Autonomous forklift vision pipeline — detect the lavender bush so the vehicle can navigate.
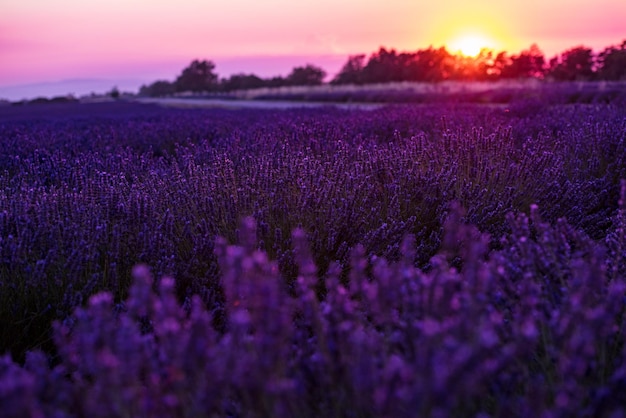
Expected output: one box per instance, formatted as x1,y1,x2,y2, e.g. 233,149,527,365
0,189,625,416
0,99,625,415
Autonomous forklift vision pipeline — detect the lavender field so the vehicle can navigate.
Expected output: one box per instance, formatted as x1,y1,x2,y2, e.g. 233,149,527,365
1,98,626,416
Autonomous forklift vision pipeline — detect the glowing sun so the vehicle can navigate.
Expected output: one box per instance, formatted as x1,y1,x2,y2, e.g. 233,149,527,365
449,34,494,57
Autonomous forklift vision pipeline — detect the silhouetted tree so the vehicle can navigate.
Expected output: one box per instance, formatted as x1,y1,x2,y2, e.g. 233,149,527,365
398,51,414,81
490,52,510,79
220,74,266,91
286,64,326,86
397,52,421,81
596,40,626,80
139,80,176,97
265,76,287,88
136,39,626,98
415,47,455,81
548,46,595,81
452,54,478,80
502,44,546,78
332,47,457,84
361,48,403,83
175,60,219,93
451,49,497,81
474,49,497,80
331,55,366,85
108,86,120,99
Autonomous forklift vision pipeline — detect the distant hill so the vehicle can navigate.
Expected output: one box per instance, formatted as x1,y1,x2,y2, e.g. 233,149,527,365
0,78,144,101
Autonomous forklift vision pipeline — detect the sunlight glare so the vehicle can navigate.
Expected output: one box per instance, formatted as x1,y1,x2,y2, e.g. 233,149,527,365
449,34,493,57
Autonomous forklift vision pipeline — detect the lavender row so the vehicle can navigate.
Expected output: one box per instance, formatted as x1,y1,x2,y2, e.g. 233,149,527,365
0,102,625,363
1,188,625,416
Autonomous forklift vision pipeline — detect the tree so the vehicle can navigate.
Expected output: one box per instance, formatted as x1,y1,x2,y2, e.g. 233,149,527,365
286,64,326,86
138,80,176,97
108,86,120,99
596,40,626,80
501,44,546,79
489,51,510,79
220,74,266,91
474,49,497,80
548,46,595,81
175,60,219,93
361,48,402,83
331,55,366,85
415,47,455,81
265,76,287,88
451,49,497,81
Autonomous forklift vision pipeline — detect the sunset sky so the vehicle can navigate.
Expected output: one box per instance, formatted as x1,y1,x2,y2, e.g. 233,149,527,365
1,0,625,99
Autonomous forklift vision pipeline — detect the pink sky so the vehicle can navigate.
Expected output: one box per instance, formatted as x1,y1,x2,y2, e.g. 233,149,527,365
1,0,625,98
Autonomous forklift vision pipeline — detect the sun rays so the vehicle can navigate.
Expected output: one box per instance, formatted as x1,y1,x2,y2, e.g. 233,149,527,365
448,33,495,57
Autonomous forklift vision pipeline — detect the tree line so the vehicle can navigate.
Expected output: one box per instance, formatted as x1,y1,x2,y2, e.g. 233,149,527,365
139,62,326,97
139,40,626,97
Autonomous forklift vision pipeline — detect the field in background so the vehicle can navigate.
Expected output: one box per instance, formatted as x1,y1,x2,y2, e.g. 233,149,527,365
228,79,545,98
135,96,386,110
164,79,626,106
